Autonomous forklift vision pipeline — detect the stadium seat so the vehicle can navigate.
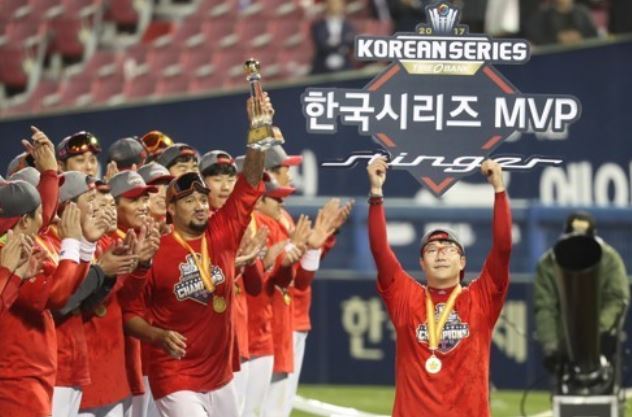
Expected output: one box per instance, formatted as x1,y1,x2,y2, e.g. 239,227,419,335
90,66,125,104
109,0,140,26
179,42,214,71
146,37,179,70
234,17,270,48
123,69,157,99
48,16,89,60
155,65,190,97
54,73,93,108
201,18,237,48
188,65,222,93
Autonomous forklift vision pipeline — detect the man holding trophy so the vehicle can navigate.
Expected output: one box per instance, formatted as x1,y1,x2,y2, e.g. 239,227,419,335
121,59,281,417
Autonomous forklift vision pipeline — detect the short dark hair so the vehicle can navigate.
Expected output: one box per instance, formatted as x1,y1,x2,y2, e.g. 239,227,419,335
168,155,197,169
202,164,237,178
564,211,596,236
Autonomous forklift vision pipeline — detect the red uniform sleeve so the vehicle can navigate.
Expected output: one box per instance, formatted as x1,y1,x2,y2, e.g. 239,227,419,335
294,267,316,291
47,259,84,310
37,169,60,229
13,258,80,312
211,175,264,253
242,260,264,296
321,235,337,260
120,268,152,322
0,267,22,317
271,264,295,288
368,199,406,289
470,191,512,325
118,266,150,312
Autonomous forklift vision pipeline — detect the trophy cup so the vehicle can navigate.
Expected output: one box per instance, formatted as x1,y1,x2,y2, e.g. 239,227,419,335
244,58,284,150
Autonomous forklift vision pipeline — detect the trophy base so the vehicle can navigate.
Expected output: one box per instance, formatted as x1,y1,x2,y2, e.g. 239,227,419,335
247,125,285,150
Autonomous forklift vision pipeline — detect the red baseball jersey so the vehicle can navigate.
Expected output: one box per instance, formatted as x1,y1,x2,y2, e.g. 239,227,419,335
0,268,21,317
261,211,296,374
80,234,149,409
369,192,512,417
246,211,285,357
45,228,92,388
0,237,82,417
123,176,263,399
233,273,250,360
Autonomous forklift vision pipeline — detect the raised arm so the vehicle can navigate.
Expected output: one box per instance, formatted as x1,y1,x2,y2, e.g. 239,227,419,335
28,127,59,228
481,159,512,292
367,157,404,289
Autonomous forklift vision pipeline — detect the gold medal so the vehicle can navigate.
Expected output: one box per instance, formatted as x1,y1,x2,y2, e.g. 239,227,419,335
283,292,292,305
424,285,462,374
213,296,227,314
425,354,442,374
94,304,107,317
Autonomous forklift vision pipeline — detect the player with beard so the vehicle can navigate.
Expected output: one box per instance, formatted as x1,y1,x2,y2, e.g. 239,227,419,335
199,149,270,415
122,94,272,417
79,171,161,417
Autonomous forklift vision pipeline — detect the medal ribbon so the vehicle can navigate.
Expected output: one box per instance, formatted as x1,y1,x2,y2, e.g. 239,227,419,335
425,284,462,351
172,230,215,293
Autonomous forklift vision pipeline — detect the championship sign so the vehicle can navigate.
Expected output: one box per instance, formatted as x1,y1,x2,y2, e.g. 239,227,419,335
301,1,582,196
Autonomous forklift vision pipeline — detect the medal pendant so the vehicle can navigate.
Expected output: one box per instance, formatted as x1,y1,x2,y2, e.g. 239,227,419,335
425,355,442,374
213,296,227,313
283,292,291,305
94,304,107,317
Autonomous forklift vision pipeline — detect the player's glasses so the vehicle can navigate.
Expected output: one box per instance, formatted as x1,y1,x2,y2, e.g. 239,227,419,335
58,132,101,159
167,172,210,202
423,244,462,257
140,131,174,154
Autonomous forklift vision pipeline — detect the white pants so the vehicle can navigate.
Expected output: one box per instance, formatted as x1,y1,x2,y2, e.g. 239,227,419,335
233,360,250,416
155,381,238,417
243,355,274,417
78,397,132,417
283,331,308,417
52,386,83,417
262,372,291,417
131,377,159,417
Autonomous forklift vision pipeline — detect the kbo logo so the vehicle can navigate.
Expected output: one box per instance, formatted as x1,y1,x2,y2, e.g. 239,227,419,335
301,1,581,196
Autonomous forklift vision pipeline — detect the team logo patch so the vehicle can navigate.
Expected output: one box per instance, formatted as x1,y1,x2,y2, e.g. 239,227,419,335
416,303,470,353
173,254,226,305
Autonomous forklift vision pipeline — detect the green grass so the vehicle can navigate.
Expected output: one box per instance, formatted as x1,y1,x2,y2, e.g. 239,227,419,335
292,385,632,417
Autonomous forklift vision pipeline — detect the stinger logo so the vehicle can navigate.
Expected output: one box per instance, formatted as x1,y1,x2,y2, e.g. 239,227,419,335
301,1,582,196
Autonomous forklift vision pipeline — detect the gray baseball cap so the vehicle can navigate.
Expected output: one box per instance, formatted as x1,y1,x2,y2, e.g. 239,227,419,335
263,173,295,199
138,162,174,185
420,228,464,255
156,143,199,169
9,167,40,187
199,150,236,176
6,152,30,177
109,171,158,199
59,171,96,203
0,180,42,234
107,137,148,170
265,145,302,169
